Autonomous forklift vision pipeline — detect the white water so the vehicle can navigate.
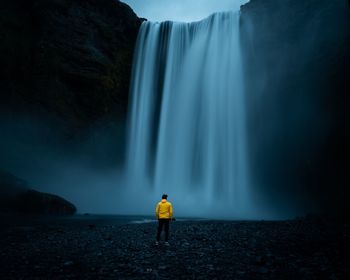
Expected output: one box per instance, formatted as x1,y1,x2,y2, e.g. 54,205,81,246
125,12,255,218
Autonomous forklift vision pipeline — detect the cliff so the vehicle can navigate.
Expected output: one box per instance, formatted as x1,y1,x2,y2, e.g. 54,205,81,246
0,171,77,215
240,0,350,214
0,0,142,136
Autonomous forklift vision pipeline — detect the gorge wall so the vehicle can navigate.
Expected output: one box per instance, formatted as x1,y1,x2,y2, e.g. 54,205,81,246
0,0,142,207
240,0,350,215
0,0,142,137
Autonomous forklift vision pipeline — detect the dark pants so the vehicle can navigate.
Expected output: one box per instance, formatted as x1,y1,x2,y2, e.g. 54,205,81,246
156,219,170,241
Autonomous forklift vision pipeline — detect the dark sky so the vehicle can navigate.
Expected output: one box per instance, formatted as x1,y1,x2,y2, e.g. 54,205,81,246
121,0,247,22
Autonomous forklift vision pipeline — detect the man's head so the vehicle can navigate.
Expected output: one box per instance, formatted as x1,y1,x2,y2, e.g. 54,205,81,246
162,194,168,200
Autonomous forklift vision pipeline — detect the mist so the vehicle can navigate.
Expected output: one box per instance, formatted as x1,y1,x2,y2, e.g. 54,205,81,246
240,0,350,216
0,112,298,219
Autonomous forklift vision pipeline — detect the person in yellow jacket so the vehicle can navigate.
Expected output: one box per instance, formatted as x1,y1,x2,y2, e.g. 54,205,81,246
155,194,173,245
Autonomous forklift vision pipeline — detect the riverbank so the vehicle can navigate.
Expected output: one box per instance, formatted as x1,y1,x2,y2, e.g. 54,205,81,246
1,216,349,279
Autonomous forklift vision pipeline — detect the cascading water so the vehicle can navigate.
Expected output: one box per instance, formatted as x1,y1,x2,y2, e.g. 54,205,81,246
125,11,252,218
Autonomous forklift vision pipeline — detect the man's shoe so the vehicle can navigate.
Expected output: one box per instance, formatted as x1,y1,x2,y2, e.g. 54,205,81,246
164,242,170,246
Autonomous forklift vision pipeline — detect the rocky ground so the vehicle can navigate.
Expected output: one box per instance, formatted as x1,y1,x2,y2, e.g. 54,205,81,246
0,216,349,279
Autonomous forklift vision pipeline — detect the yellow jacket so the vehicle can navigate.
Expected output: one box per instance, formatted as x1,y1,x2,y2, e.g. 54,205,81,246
156,199,173,219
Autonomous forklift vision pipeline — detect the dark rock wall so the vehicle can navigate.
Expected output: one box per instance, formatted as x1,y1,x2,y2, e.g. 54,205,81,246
0,171,76,215
15,189,77,215
0,0,142,136
240,0,350,214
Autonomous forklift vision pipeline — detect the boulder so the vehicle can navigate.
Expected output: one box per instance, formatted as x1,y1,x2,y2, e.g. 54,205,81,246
0,171,77,215
14,190,77,215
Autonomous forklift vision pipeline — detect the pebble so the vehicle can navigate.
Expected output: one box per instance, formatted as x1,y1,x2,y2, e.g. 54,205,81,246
252,266,269,274
63,261,74,266
1,219,349,279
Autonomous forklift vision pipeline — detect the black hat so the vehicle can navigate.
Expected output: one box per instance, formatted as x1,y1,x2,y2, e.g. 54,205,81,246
162,194,168,199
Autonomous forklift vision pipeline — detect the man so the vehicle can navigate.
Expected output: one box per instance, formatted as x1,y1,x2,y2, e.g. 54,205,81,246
155,194,173,246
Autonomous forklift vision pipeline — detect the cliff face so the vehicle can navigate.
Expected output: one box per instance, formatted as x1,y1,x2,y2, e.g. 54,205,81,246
0,171,77,215
0,0,142,135
240,0,350,214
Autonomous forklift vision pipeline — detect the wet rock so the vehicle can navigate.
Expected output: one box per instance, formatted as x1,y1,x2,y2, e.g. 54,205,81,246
1,171,76,215
252,266,269,274
330,273,339,280
15,190,76,215
63,261,74,267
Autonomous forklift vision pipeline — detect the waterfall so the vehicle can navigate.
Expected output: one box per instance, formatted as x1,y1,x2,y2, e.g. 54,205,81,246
126,11,251,218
